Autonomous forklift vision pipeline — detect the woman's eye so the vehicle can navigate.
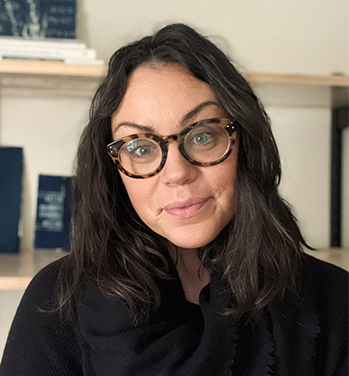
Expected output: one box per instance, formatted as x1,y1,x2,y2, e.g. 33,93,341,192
134,146,150,156
126,140,157,158
193,132,212,145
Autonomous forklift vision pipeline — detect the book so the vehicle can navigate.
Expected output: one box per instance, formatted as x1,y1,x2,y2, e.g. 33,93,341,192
0,147,23,253
0,45,97,61
0,0,77,39
34,174,72,251
0,37,87,50
64,58,105,65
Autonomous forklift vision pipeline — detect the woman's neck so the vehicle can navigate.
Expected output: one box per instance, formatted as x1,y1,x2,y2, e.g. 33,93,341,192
169,246,210,304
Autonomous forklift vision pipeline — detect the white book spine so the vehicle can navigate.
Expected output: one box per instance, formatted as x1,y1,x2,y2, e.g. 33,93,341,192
64,58,105,65
0,38,87,50
0,46,97,61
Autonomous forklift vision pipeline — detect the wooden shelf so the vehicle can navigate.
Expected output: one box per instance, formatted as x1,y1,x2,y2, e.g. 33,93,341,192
0,59,106,78
0,251,66,290
0,59,348,87
243,72,349,87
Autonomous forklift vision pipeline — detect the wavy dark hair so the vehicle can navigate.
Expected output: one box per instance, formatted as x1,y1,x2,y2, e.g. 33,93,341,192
58,23,310,320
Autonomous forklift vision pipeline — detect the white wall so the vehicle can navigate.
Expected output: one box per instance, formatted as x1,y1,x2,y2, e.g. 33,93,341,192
0,290,24,357
79,0,348,75
269,105,331,246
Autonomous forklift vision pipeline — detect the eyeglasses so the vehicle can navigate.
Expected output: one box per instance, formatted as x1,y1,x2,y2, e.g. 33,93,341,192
107,117,237,179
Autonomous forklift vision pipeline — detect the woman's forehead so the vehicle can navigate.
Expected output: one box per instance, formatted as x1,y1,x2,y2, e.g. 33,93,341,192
111,64,225,137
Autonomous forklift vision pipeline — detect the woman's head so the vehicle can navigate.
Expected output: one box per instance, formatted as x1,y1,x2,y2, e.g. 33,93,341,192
80,23,280,239
68,23,306,319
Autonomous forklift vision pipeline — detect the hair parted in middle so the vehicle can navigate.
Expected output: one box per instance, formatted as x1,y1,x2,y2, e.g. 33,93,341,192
59,23,309,320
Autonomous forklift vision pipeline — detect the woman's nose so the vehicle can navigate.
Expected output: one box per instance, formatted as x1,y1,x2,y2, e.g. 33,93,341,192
161,142,198,185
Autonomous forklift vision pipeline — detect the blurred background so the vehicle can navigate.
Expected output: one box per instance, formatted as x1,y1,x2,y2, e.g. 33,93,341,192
0,0,348,357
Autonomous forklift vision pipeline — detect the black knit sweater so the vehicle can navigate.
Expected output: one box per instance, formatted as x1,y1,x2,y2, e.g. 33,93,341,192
0,254,348,375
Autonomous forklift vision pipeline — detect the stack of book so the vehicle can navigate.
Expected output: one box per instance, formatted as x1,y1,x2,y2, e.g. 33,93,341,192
0,38,104,65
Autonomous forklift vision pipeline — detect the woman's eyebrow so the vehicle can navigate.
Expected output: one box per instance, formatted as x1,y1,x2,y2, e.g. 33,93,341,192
180,101,222,125
113,101,222,135
113,122,155,135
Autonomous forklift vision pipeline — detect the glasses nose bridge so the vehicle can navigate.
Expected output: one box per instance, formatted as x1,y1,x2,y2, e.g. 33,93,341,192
162,133,180,146
161,133,188,164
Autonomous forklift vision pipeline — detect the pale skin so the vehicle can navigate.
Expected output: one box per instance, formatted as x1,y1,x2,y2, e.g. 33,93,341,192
111,63,238,304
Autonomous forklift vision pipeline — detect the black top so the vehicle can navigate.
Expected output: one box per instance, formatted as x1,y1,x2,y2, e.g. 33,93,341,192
0,254,348,375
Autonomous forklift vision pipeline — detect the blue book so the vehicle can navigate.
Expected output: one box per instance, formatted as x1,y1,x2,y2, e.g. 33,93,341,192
34,174,72,251
0,147,23,253
0,0,76,39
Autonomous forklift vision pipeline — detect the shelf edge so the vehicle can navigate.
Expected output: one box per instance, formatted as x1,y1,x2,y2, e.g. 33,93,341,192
243,72,349,87
0,59,106,77
0,60,348,87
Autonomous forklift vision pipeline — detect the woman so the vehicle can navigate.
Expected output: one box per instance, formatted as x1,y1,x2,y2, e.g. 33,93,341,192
1,23,347,376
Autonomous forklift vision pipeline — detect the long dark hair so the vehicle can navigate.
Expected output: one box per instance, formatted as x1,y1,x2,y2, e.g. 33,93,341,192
58,23,309,320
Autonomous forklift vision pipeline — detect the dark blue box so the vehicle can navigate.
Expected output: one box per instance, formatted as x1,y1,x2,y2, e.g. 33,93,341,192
0,147,23,253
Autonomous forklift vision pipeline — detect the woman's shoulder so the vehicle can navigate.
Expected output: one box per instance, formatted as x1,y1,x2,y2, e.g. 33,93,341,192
300,253,348,319
23,255,68,309
0,255,83,375
31,254,67,280
302,253,348,293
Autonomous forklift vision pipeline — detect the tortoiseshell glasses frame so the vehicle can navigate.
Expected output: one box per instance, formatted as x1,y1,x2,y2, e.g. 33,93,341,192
107,117,237,179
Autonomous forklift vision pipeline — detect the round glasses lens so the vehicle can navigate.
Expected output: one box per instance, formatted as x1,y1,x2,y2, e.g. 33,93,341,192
183,122,230,163
119,138,162,176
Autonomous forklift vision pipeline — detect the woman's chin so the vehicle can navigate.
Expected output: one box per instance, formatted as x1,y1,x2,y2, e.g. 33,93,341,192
163,231,217,250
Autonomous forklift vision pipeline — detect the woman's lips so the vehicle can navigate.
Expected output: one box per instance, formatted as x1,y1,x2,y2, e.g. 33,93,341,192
163,198,209,219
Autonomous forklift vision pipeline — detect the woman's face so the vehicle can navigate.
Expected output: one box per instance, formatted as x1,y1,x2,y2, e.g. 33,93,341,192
111,64,238,249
